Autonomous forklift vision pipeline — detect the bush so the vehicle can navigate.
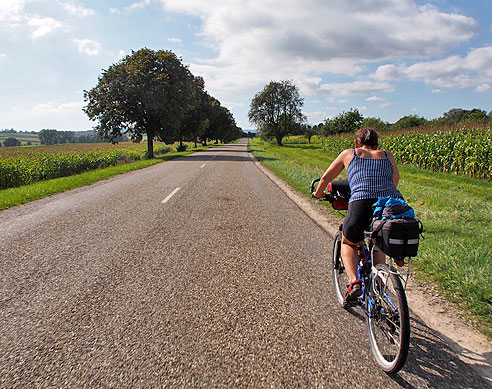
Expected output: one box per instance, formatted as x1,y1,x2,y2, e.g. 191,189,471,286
176,143,188,152
3,138,21,147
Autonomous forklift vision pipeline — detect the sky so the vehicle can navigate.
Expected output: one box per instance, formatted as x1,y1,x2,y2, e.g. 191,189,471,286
1,0,492,132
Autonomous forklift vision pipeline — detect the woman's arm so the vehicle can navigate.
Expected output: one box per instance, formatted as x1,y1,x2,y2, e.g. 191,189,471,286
313,150,349,198
387,151,400,187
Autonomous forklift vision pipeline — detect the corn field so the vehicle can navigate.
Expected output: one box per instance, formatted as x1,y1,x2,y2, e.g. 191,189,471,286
0,142,172,189
321,127,492,180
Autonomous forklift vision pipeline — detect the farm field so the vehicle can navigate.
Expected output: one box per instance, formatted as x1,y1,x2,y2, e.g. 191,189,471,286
0,141,179,189
249,136,492,339
0,141,217,208
320,127,492,181
0,132,41,145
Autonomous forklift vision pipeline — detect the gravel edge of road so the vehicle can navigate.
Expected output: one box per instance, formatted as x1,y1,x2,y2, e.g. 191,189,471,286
247,151,492,386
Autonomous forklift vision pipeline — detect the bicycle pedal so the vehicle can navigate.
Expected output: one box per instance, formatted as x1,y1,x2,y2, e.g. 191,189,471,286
343,299,362,308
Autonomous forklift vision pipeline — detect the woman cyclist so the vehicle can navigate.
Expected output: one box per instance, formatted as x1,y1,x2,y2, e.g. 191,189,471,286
313,127,403,304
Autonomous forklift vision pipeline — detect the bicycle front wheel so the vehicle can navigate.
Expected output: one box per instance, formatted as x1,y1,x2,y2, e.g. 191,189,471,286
366,263,410,374
332,231,347,305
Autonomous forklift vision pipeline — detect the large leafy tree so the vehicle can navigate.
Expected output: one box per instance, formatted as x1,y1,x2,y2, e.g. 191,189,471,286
83,48,201,158
391,114,427,130
321,108,363,135
248,80,305,146
179,86,212,148
206,101,240,144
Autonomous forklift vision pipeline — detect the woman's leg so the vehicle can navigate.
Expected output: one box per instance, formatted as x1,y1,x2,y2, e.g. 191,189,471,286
341,234,359,283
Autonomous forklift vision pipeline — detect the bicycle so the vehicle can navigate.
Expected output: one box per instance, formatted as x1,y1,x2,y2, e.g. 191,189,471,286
310,178,411,374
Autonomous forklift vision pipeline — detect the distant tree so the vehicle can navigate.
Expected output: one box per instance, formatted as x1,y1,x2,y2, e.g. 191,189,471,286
179,83,211,148
391,114,427,130
248,80,305,146
443,108,466,124
460,108,489,123
361,117,389,132
38,129,59,145
321,108,363,135
209,104,240,144
27,141,32,146
83,48,201,158
3,137,22,147
301,124,317,143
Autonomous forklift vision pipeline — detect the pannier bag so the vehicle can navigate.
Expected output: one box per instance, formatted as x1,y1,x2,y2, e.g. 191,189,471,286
327,180,351,210
371,197,423,259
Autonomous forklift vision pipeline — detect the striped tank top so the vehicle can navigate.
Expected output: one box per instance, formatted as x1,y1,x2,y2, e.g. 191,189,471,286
347,149,403,203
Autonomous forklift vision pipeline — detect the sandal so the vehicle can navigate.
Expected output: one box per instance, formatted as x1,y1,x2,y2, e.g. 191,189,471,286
344,280,362,305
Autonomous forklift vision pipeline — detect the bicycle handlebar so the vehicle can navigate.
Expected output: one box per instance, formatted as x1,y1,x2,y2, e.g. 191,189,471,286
310,178,351,210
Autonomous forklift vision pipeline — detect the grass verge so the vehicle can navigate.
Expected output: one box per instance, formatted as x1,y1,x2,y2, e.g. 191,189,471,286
249,138,492,338
0,145,215,210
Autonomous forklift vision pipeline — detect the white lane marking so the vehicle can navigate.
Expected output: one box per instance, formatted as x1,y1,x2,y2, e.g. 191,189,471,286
200,163,206,168
212,155,217,159
161,187,181,204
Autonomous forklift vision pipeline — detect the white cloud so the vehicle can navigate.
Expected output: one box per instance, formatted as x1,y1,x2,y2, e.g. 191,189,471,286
0,0,26,22
366,96,384,102
475,84,490,92
72,38,102,56
7,101,89,131
432,89,442,93
62,3,95,17
110,8,120,14
28,16,62,38
371,46,492,90
320,80,394,96
127,0,153,10
379,101,395,108
168,37,182,43
159,0,478,98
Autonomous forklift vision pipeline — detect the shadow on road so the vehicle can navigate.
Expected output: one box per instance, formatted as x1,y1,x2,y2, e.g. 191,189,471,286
171,147,277,163
344,306,490,388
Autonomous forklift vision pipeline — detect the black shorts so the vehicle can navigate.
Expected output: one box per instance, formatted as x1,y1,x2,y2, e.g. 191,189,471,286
342,198,377,244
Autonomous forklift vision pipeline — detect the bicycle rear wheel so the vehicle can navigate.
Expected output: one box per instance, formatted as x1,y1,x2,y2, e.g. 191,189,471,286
366,263,410,374
332,231,348,305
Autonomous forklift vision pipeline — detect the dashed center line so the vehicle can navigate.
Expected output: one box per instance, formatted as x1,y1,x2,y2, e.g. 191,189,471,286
200,163,206,168
161,187,181,204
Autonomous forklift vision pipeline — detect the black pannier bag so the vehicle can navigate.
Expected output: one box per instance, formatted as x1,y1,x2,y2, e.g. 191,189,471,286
327,180,351,210
371,198,423,260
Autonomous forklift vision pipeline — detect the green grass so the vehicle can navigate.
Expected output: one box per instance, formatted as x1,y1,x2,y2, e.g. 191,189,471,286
0,145,214,210
250,137,492,338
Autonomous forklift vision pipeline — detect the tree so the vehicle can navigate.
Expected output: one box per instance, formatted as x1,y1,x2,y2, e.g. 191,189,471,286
208,103,239,144
460,108,489,123
321,108,363,135
248,80,305,146
300,124,317,143
83,48,200,158
3,137,21,147
179,84,211,148
38,129,59,145
391,115,426,130
443,108,466,124
361,117,389,132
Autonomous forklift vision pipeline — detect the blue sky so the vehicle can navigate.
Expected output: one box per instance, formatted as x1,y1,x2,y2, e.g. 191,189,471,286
1,0,492,132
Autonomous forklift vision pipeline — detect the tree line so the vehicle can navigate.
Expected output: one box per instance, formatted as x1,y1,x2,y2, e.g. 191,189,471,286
249,80,492,145
84,48,242,158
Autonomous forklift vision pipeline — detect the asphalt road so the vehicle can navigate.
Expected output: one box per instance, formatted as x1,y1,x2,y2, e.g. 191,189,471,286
0,138,489,388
